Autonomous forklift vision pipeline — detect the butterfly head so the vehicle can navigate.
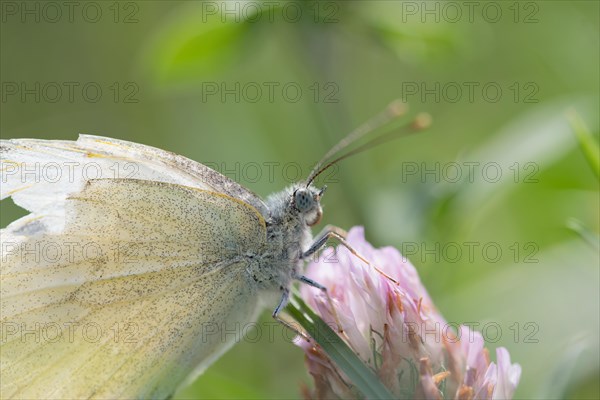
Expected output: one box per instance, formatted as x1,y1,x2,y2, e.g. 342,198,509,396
292,185,326,227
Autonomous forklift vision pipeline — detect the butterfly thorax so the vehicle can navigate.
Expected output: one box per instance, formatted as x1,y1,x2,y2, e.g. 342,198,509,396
249,185,322,294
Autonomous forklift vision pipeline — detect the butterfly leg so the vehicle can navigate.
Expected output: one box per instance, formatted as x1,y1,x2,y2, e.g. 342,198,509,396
301,225,400,286
295,225,350,336
293,274,345,337
272,288,312,342
301,225,348,260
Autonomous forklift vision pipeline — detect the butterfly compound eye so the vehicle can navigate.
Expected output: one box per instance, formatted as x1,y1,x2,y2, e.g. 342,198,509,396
294,189,314,213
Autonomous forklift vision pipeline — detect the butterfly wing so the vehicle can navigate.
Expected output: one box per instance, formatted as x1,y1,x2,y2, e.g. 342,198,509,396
1,178,267,399
0,134,270,220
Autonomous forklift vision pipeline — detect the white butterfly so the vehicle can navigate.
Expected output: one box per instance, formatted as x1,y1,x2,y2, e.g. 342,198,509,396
0,102,418,399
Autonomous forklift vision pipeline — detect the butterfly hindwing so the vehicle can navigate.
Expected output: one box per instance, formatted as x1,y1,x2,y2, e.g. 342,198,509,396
1,178,267,399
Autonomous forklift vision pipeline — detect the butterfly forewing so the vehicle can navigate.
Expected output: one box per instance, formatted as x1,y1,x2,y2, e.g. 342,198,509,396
1,135,269,219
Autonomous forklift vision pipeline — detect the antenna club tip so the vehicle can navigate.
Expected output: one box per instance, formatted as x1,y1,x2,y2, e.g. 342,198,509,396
386,100,408,117
412,112,432,130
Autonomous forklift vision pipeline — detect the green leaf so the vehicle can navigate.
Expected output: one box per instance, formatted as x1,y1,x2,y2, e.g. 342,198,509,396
142,1,260,83
537,334,592,399
286,296,394,400
566,218,600,251
424,97,595,240
568,109,600,179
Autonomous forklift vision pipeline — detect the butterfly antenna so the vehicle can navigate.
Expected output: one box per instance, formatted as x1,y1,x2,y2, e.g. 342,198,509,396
305,102,431,187
305,100,408,187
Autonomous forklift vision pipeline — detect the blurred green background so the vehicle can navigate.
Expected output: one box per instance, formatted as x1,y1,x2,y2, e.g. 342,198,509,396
1,1,598,399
